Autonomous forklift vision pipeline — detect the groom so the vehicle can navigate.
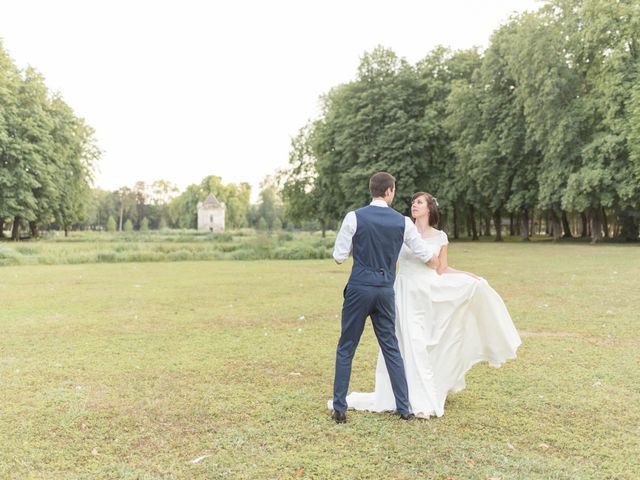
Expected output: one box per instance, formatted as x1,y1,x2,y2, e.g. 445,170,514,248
331,172,439,423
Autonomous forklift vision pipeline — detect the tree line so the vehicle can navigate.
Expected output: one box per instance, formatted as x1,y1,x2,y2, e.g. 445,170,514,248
0,41,99,239
281,0,640,242
0,40,288,238
89,175,287,232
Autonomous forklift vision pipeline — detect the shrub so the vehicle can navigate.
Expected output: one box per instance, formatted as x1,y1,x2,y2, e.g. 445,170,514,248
208,232,233,242
228,249,264,260
106,217,117,232
15,245,38,255
232,229,255,237
277,232,294,242
273,245,331,260
126,251,165,262
0,247,21,266
215,244,238,253
313,238,334,248
167,250,193,261
97,252,117,263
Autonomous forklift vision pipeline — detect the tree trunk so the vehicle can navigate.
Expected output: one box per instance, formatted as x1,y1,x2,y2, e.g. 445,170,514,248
561,211,573,238
521,208,530,241
580,212,588,237
465,212,470,238
469,206,479,241
29,221,40,239
602,208,609,239
439,210,447,232
509,213,515,236
591,208,603,244
483,216,491,237
550,210,562,241
545,213,550,235
538,213,544,235
64,225,70,237
119,204,124,232
619,210,639,241
530,214,535,238
453,206,459,240
493,209,503,241
320,219,326,238
11,216,20,241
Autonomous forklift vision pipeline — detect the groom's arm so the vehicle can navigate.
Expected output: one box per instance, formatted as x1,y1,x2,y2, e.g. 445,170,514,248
333,211,356,264
403,218,440,269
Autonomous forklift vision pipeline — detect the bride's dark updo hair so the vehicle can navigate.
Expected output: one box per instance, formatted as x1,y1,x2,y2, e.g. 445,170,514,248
411,192,439,227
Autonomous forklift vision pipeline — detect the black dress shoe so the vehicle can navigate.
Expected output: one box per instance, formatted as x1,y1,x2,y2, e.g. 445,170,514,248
399,412,414,420
332,410,347,424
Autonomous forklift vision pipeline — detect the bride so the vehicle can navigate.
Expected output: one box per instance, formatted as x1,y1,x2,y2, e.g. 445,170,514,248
333,192,522,418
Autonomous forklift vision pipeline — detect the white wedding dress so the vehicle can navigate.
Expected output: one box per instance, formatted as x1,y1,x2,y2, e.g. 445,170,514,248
330,230,522,418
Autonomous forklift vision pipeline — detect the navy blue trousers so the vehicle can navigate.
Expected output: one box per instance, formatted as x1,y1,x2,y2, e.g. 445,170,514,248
332,283,410,415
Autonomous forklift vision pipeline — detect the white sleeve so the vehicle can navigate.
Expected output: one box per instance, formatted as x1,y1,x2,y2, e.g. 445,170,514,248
403,217,435,262
441,230,449,246
333,211,357,263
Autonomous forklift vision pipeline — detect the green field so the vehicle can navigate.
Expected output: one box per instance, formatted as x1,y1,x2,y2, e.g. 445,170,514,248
1,241,639,479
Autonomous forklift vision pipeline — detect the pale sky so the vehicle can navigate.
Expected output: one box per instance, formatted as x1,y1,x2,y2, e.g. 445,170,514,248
1,0,541,200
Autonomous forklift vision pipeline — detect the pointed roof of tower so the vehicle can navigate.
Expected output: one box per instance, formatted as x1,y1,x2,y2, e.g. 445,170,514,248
202,193,223,208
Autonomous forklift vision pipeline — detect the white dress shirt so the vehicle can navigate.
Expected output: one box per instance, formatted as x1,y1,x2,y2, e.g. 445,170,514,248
333,199,435,264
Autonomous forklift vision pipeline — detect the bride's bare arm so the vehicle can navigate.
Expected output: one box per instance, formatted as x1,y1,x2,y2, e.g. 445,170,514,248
436,245,450,275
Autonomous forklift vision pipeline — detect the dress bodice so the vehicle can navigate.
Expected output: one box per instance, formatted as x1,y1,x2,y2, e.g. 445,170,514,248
398,229,448,277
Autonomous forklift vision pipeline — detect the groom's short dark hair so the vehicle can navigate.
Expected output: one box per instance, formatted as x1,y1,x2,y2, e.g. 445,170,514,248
369,172,395,197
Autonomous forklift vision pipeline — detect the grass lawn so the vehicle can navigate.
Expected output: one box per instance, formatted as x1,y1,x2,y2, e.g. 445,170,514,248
1,242,639,479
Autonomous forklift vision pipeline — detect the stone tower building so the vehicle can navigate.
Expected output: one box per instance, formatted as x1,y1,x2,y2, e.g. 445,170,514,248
197,193,225,232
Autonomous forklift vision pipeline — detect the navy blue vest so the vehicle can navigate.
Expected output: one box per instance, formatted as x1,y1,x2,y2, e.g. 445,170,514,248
348,205,406,287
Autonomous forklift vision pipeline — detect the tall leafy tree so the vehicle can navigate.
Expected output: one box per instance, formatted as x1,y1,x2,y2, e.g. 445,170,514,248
116,186,136,231
279,123,335,233
417,47,482,236
169,184,200,229
148,179,179,229
560,0,640,241
445,79,485,240
50,98,98,235
0,43,97,238
478,22,539,240
314,46,442,218
256,175,283,230
498,8,582,239
3,66,48,239
224,182,251,229
0,41,23,236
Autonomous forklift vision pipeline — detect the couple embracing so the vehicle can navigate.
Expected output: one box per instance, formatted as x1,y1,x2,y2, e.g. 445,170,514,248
329,172,521,423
